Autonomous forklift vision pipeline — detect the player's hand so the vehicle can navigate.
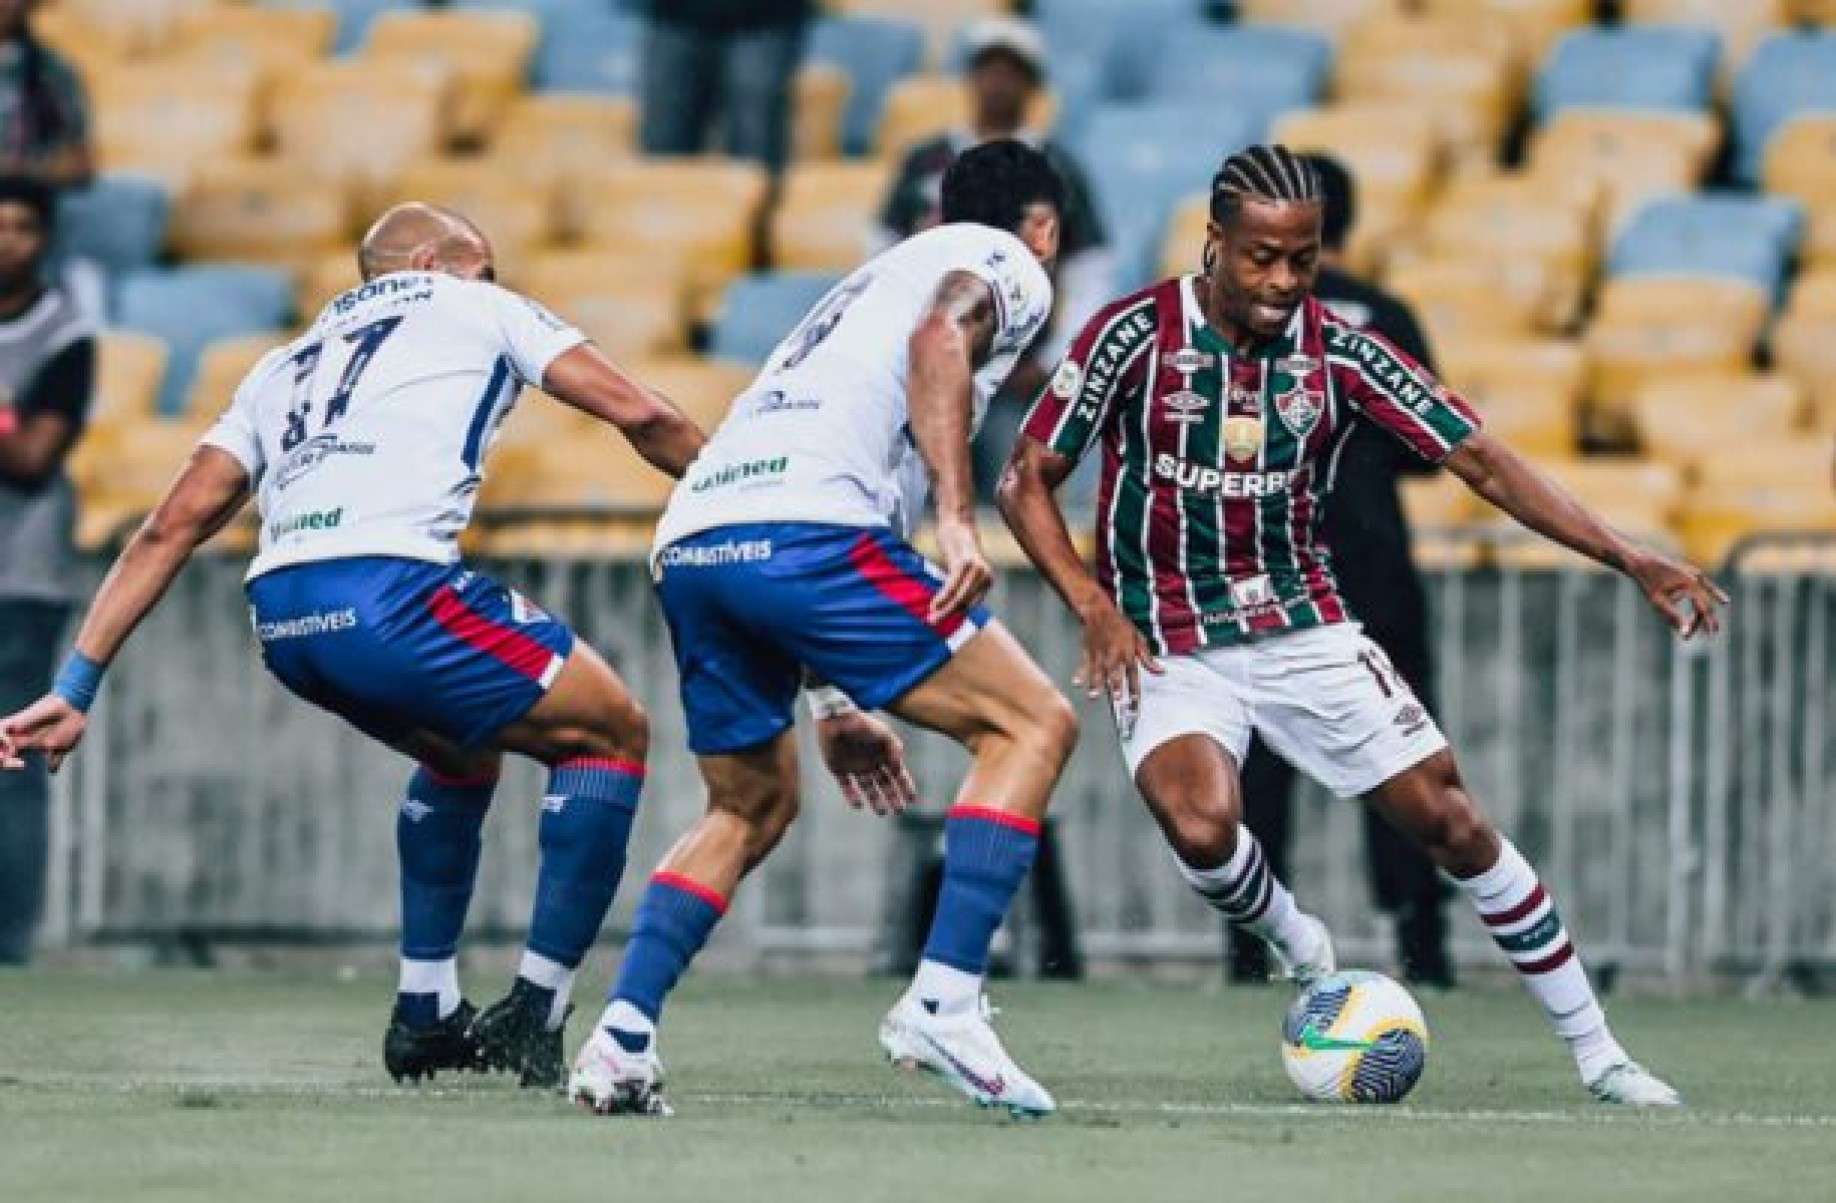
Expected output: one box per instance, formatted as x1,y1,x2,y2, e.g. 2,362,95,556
1626,547,1730,640
930,519,993,622
0,695,88,773
816,710,918,818
1073,595,1163,739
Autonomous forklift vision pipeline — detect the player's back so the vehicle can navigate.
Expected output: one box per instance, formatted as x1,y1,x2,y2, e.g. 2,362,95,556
654,222,1052,548
205,271,583,580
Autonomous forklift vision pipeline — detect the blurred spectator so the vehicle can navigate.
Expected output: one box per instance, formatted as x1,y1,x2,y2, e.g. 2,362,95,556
0,175,96,964
878,17,1113,502
638,0,812,172
0,0,91,191
1228,154,1454,989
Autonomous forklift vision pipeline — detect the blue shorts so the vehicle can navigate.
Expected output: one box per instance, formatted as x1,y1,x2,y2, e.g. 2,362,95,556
655,523,992,756
247,557,576,750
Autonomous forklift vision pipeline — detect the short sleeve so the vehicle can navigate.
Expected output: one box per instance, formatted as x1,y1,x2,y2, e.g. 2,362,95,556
1325,323,1480,464
1019,291,1158,464
482,284,588,386
961,231,1054,358
19,337,94,428
199,352,279,478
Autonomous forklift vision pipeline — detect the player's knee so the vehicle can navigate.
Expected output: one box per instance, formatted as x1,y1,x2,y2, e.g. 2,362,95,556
1419,791,1495,875
1156,787,1239,867
1024,689,1080,768
562,693,650,765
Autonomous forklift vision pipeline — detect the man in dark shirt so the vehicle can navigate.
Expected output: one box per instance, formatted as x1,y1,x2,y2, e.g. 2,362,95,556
1228,154,1454,988
638,0,811,172
0,174,95,962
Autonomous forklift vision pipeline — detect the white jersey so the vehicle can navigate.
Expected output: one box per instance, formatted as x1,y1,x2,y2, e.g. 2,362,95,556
653,223,1053,548
204,272,586,581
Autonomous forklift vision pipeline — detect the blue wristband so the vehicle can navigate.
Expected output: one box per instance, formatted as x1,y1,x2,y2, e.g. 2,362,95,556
52,651,104,713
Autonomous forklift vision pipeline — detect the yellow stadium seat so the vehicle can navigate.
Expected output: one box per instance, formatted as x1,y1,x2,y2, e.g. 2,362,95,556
793,63,852,162
1794,0,1836,21
169,158,348,275
93,333,170,422
771,162,893,271
380,160,556,268
477,433,678,514
1679,439,1836,564
185,334,283,417
1632,375,1807,474
489,95,637,201
1335,15,1519,166
267,61,450,209
1416,0,1593,64
1761,117,1836,268
68,412,218,549
1539,458,1684,532
1585,278,1768,446
1272,104,1439,273
359,10,538,147
1526,110,1719,233
1413,172,1597,330
623,355,754,434
1237,0,1407,36
1400,473,1480,527
297,248,360,323
873,76,1056,158
1436,338,1586,460
1159,196,1211,281
1383,259,1544,348
89,65,261,191
568,161,771,320
517,251,690,359
165,4,337,86
40,0,202,58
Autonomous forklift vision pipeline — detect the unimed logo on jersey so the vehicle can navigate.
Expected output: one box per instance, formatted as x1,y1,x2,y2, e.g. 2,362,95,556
689,456,789,493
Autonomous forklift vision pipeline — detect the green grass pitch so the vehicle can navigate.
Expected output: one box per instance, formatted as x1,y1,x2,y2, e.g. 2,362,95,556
2,969,1833,1202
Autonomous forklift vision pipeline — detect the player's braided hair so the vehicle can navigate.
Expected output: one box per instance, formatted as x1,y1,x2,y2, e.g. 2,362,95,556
1208,144,1322,227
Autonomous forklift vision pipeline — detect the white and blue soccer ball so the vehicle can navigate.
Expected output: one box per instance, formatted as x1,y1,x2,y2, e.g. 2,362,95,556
1280,970,1429,1104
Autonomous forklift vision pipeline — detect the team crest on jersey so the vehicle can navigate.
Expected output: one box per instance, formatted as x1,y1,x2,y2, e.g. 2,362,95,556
1223,415,1264,462
1163,390,1210,424
1168,347,1214,375
1274,386,1324,438
1051,359,1083,399
509,591,550,625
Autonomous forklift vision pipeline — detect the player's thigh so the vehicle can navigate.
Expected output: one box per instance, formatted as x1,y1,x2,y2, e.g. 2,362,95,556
1251,625,1448,802
1133,733,1246,861
491,638,648,766
700,730,801,830
884,620,1072,752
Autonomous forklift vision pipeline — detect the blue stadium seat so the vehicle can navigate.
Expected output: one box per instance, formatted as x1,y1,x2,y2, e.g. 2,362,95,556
532,9,645,94
1135,25,1331,132
1533,25,1721,120
710,272,844,366
1732,30,1836,184
1032,0,1206,102
116,266,295,415
258,0,414,54
1069,102,1265,289
1608,194,1803,297
56,175,169,279
807,16,926,157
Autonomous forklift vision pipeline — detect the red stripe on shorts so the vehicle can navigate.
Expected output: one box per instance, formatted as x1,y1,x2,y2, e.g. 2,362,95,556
427,585,555,682
847,532,965,639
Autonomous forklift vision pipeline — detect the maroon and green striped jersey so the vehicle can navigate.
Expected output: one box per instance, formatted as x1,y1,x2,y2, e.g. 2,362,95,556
1020,276,1481,656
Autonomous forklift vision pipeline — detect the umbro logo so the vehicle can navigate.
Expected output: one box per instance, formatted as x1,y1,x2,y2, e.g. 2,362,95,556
400,799,432,822
541,794,568,813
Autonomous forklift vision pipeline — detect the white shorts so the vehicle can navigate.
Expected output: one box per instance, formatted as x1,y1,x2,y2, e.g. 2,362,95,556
1118,623,1447,799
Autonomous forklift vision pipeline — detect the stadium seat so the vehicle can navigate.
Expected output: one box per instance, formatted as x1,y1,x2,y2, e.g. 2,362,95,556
807,15,927,156
488,95,638,208
1271,105,1440,273
771,162,892,272
1621,0,1788,88
168,159,348,277
568,161,770,321
116,265,295,414
829,0,1008,67
1585,277,1770,444
1533,459,1685,536
1137,25,1333,133
379,161,556,269
297,248,361,324
92,332,170,422
1770,295,1836,432
1760,115,1836,266
185,334,283,417
258,0,401,55
1031,0,1201,104
622,354,754,433
39,0,200,57
1072,102,1264,289
792,63,853,162
1678,440,1836,564
88,64,262,191
1533,25,1721,120
1416,0,1594,64
517,250,690,358
1435,338,1586,460
530,8,644,95
1237,0,1406,37
67,412,220,549
1158,195,1212,281
1607,195,1802,297
56,175,170,280
1382,260,1545,348
1732,30,1836,182
267,62,450,212
167,4,339,80
1335,15,1520,166
1412,172,1597,332
1525,110,1719,234
710,273,845,366
361,10,537,147
1632,374,1806,473
874,75,1058,158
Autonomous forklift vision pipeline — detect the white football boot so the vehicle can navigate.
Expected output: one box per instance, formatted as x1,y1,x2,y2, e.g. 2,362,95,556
1270,914,1338,987
1587,1061,1683,1107
879,995,1056,1118
568,1025,673,1117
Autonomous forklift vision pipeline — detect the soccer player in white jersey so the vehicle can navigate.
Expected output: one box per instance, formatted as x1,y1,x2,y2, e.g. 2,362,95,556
0,205,711,1089
568,141,1079,1118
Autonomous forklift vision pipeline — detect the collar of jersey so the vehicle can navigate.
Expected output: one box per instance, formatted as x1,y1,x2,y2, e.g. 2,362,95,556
1178,275,1296,362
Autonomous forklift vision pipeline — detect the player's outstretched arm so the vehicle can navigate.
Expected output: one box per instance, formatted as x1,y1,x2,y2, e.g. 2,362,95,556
1445,430,1729,638
909,270,999,620
0,445,250,773
998,435,1161,733
540,343,706,479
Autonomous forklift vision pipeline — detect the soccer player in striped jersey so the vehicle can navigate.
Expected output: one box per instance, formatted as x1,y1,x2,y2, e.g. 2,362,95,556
1001,145,1728,1106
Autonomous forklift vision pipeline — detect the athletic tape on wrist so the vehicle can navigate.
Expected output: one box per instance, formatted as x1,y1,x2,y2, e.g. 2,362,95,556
52,650,104,713
804,684,858,721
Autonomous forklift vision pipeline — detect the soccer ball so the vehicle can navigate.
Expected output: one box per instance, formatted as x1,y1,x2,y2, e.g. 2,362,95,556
1280,970,1429,1104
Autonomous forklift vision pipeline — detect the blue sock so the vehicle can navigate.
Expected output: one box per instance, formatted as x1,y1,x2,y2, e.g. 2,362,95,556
921,805,1041,977
396,766,496,1026
608,873,727,1025
525,756,645,971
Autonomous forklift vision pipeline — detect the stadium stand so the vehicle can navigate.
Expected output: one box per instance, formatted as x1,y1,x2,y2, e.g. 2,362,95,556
1732,29,1836,183
1606,194,1802,297
1334,14,1520,167
1532,25,1721,119
771,161,892,271
525,6,644,96
710,272,843,366
58,175,170,281
167,158,348,277
92,332,170,423
359,8,539,147
116,264,294,415
259,0,401,55
1140,24,1333,134
807,15,927,155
